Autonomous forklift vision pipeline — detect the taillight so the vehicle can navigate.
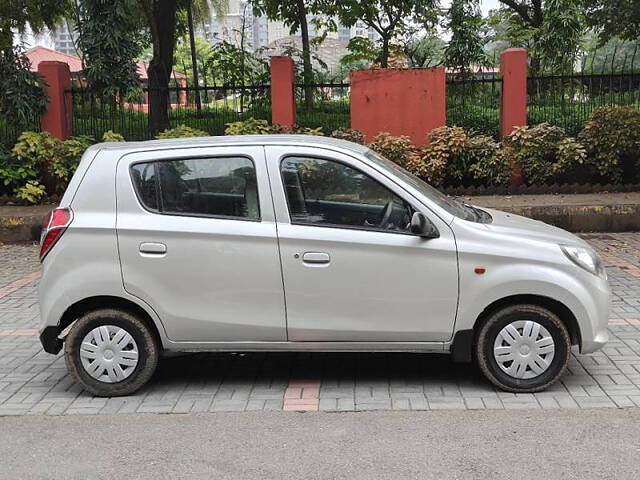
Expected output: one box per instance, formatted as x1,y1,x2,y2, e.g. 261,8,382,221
39,207,73,261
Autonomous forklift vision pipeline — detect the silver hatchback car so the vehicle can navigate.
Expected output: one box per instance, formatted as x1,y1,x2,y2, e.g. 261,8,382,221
38,135,611,396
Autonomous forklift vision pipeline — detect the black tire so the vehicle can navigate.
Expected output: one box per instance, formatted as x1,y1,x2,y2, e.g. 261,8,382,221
64,308,159,397
476,304,571,393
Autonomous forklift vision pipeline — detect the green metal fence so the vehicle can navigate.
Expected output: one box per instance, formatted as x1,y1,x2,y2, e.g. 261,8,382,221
527,72,640,136
446,72,502,138
295,82,350,133
67,83,271,140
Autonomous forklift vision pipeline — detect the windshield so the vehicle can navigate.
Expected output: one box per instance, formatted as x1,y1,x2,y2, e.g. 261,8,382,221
365,149,475,221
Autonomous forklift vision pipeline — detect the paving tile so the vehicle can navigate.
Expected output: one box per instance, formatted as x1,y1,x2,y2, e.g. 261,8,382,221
2,235,640,416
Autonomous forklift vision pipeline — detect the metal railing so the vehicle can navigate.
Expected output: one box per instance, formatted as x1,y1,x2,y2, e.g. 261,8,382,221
527,72,640,135
67,83,271,140
446,71,502,139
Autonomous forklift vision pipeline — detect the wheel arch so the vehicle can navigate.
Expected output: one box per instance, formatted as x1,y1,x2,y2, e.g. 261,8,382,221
450,294,581,362
57,295,163,349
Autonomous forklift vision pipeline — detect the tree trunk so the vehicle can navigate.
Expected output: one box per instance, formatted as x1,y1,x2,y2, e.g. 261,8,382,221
296,0,313,111
187,0,201,113
380,37,390,68
147,0,178,136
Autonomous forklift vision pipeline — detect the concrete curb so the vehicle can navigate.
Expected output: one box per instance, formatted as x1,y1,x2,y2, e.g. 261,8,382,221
0,213,44,243
497,204,640,233
1,201,639,243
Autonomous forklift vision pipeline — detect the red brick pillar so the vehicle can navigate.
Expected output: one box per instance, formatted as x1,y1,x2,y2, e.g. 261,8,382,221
500,48,527,138
38,61,72,139
500,48,527,184
270,56,295,127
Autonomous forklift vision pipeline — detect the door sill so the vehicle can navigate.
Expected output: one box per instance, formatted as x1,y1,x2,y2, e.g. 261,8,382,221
163,340,448,353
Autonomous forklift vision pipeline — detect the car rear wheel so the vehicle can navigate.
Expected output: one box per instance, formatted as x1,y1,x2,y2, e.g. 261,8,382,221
476,304,571,393
65,309,159,397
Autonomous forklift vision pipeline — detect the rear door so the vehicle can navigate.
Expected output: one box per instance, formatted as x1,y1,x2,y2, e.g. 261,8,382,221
116,145,286,343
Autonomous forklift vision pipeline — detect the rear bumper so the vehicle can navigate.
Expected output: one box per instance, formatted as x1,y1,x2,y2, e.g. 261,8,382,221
39,326,63,354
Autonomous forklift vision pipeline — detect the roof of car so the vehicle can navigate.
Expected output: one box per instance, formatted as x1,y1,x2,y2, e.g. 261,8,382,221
95,135,370,155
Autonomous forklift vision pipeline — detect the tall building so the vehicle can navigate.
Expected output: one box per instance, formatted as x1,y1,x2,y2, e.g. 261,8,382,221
207,7,379,52
205,0,258,49
52,25,79,56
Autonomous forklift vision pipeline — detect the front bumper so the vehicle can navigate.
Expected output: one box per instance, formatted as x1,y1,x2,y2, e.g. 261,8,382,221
39,326,63,354
581,328,609,354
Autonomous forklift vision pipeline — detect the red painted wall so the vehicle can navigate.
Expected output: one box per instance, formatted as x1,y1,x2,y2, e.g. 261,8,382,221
350,68,446,145
270,56,295,127
38,61,72,139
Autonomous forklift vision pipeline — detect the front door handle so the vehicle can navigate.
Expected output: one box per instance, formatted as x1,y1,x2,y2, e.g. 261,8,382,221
302,252,330,264
139,242,167,255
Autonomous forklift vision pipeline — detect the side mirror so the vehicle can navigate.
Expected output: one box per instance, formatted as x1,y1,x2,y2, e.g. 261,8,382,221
410,212,439,238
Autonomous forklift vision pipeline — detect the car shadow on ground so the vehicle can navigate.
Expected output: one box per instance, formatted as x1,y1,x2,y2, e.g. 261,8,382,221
150,351,487,389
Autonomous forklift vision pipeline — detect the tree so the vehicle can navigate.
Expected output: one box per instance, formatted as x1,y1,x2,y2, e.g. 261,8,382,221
184,0,228,112
535,0,584,72
443,0,488,74
330,0,438,68
136,0,227,134
0,0,71,128
137,0,180,134
252,0,323,110
584,0,640,43
174,35,215,82
76,0,148,97
404,34,445,68
494,0,586,72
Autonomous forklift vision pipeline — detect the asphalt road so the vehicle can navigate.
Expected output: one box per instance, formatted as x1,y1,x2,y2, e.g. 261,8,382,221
2,408,639,479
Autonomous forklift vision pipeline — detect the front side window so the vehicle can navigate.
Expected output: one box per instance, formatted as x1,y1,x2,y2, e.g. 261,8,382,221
131,156,259,220
281,156,414,233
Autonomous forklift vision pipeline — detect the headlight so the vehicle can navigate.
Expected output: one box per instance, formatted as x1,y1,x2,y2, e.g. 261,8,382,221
560,245,607,279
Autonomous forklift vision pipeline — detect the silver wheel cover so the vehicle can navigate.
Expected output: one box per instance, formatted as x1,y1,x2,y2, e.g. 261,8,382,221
79,325,139,383
493,320,555,379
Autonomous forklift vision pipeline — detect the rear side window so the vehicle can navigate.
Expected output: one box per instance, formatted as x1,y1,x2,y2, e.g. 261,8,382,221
130,157,260,220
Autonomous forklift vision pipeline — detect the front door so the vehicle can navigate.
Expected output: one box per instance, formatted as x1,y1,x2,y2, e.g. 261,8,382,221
266,145,459,342
116,146,286,343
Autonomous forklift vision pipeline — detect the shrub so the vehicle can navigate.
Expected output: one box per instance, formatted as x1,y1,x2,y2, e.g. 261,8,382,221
1,133,47,197
418,127,507,187
330,128,365,144
467,136,511,186
224,117,271,135
15,180,46,204
578,106,640,183
5,131,95,202
156,124,209,138
501,124,585,185
270,124,324,135
102,130,125,142
225,118,325,136
368,132,427,178
421,127,469,186
51,136,94,187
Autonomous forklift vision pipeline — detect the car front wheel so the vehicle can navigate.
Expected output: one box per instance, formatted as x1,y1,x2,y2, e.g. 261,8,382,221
476,304,571,393
64,308,159,396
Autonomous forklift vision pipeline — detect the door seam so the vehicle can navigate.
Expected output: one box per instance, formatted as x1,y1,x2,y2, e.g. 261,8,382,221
263,145,290,341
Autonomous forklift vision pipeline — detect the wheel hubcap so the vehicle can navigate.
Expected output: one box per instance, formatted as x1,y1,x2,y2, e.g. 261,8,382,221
79,325,139,383
493,320,555,379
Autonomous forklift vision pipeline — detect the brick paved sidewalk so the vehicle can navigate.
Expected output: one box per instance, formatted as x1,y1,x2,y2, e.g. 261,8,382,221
1,234,640,416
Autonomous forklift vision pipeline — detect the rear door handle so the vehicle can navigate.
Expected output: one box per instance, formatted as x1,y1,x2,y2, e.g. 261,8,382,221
302,252,330,264
139,242,167,255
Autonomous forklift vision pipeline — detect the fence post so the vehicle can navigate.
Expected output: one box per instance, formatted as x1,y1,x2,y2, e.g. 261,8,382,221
38,61,72,139
270,56,295,127
500,48,527,184
500,48,527,137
